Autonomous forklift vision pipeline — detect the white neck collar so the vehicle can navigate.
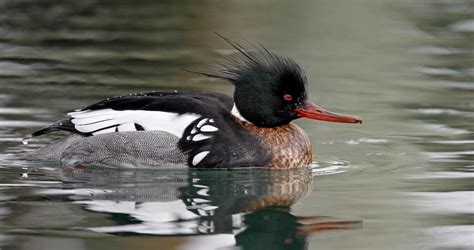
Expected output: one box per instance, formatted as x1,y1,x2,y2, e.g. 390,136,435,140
231,104,252,124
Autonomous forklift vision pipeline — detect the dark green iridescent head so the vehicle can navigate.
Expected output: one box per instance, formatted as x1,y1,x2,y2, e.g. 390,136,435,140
197,35,362,127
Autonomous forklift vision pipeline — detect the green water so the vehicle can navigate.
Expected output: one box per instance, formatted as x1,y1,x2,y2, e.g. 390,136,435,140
0,0,472,249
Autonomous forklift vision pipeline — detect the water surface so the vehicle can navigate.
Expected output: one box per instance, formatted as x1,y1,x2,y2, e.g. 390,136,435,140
0,0,472,249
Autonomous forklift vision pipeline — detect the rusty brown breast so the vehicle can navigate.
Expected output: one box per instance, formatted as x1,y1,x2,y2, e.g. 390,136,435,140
237,119,313,169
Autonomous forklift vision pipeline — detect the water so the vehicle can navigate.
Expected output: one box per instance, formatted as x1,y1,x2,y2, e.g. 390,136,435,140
0,0,472,249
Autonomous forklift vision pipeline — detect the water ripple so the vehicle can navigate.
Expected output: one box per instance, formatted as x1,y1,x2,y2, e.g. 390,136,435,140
0,62,34,76
449,19,474,32
309,160,351,176
415,66,461,76
409,191,474,214
409,108,474,117
423,225,474,249
431,140,474,144
414,46,465,55
423,150,474,159
343,138,389,145
439,81,474,90
422,124,471,135
407,171,474,179
0,121,48,127
0,108,49,115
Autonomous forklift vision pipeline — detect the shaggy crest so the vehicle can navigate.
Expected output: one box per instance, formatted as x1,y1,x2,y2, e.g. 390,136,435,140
190,34,308,89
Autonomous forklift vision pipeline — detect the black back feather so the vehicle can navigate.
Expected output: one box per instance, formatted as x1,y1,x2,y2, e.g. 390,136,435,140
26,91,233,139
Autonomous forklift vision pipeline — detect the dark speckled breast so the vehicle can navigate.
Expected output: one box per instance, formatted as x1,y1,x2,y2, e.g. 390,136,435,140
238,121,313,169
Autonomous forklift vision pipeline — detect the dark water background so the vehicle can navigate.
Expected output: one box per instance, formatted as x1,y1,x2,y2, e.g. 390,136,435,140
0,0,472,249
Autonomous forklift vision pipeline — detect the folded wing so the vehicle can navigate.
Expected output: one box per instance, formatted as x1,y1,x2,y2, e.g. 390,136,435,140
28,91,233,139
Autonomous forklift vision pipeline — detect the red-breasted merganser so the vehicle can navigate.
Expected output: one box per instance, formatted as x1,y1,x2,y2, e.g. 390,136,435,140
23,37,362,168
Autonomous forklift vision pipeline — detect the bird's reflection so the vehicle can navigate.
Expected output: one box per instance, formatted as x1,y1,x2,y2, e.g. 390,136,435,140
53,166,360,249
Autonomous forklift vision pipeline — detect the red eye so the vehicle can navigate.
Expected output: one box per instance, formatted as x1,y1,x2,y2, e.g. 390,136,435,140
283,94,293,101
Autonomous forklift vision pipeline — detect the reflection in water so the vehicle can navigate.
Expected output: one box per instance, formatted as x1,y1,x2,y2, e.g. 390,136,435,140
38,167,359,249
0,0,472,249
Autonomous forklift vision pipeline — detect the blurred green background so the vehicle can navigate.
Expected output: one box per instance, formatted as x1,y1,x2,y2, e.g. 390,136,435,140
0,0,472,249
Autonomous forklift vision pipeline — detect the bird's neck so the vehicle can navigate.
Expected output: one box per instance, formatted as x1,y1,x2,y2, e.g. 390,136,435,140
235,118,313,168
231,104,252,124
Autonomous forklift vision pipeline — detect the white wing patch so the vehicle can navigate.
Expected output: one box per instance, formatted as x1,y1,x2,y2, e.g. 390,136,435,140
68,108,200,137
201,125,218,132
192,151,210,166
192,134,211,141
184,118,218,142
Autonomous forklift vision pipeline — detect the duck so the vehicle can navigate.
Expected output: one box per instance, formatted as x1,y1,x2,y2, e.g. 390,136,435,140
22,37,362,168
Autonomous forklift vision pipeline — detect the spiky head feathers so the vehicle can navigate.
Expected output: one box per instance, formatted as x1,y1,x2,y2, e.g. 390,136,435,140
199,37,310,127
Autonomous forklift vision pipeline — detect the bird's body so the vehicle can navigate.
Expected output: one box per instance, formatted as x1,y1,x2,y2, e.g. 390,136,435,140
23,38,361,168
